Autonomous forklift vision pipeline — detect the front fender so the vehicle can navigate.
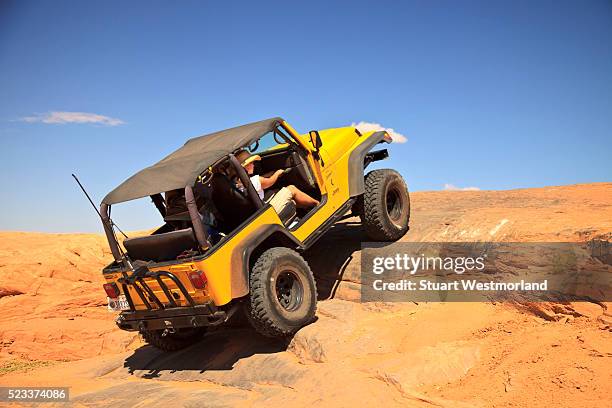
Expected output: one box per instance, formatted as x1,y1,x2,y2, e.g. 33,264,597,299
347,131,388,197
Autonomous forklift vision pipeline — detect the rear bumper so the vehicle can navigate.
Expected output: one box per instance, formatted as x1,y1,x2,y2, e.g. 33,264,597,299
116,303,230,332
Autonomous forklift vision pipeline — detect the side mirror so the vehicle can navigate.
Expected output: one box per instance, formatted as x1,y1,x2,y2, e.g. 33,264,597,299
309,130,323,150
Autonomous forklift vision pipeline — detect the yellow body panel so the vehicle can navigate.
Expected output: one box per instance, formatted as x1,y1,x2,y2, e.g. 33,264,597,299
104,263,208,309
106,207,284,309
193,207,283,305
290,128,376,242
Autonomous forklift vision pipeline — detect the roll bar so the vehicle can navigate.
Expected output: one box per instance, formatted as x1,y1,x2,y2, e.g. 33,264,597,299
185,185,211,250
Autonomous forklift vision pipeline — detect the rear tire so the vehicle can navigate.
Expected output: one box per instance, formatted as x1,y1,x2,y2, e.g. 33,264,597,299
246,247,317,337
361,169,410,241
141,328,206,352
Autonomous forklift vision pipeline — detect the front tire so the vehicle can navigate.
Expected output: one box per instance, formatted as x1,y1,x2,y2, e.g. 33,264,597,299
141,328,206,352
246,247,317,337
361,169,410,241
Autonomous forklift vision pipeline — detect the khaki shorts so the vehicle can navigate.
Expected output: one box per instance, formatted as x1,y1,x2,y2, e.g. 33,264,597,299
267,187,294,213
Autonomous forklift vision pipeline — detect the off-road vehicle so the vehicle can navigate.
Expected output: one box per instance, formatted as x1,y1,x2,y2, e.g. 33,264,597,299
98,118,410,351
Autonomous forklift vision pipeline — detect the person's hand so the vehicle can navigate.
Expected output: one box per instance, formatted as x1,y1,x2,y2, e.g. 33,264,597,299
275,169,284,178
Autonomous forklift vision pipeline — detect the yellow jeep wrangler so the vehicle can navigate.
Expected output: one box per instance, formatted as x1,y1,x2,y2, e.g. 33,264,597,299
99,118,409,351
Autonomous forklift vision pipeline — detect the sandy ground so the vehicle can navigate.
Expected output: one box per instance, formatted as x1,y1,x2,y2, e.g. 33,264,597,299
0,183,610,407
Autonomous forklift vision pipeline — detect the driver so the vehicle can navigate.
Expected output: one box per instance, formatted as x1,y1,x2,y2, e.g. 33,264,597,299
235,150,319,212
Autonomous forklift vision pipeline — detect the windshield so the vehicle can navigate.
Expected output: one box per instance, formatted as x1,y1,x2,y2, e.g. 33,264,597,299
247,126,295,155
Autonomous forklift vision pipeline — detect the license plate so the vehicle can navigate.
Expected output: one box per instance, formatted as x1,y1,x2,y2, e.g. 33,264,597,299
107,295,131,311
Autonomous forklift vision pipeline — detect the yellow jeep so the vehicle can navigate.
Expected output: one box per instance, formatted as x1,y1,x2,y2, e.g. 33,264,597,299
99,118,409,351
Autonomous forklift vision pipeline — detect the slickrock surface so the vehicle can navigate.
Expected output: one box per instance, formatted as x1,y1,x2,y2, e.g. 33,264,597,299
1,183,610,407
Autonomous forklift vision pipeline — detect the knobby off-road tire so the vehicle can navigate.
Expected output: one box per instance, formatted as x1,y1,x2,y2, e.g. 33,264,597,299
361,169,410,241
141,328,206,352
246,247,317,338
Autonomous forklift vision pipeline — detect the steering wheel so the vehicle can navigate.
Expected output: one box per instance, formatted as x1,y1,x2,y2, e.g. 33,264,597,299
197,170,213,185
248,140,259,152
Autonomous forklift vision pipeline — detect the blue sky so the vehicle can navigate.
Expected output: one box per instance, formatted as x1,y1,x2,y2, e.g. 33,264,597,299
1,0,611,232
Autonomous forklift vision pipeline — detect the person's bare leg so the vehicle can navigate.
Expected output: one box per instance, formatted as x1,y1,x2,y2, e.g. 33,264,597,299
286,185,319,208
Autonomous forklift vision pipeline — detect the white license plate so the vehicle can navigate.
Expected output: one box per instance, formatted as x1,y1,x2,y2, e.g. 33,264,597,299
107,295,131,311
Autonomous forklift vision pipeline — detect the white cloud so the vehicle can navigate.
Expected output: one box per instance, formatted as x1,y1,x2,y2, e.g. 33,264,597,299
20,111,124,126
443,183,481,191
350,121,407,143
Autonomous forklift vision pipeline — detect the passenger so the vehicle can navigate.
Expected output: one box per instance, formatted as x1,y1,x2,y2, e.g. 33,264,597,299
236,150,320,211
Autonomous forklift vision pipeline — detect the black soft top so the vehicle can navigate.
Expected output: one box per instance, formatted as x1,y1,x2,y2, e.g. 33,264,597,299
102,117,283,205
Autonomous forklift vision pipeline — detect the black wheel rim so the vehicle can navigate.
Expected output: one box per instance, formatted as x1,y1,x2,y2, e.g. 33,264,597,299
275,270,303,312
386,186,403,223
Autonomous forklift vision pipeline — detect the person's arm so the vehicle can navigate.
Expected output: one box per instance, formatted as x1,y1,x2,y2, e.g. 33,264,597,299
260,169,284,189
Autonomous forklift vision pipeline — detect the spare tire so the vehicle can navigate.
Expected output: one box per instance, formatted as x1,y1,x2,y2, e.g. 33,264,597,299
361,169,410,241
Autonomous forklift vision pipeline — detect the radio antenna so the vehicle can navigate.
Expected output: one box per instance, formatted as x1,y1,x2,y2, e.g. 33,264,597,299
71,174,128,238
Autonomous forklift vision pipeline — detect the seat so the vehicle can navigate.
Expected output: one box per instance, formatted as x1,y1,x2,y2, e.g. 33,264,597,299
123,228,198,262
210,173,256,232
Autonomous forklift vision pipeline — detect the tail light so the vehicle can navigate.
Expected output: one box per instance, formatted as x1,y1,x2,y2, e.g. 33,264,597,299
188,271,206,289
103,282,120,298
